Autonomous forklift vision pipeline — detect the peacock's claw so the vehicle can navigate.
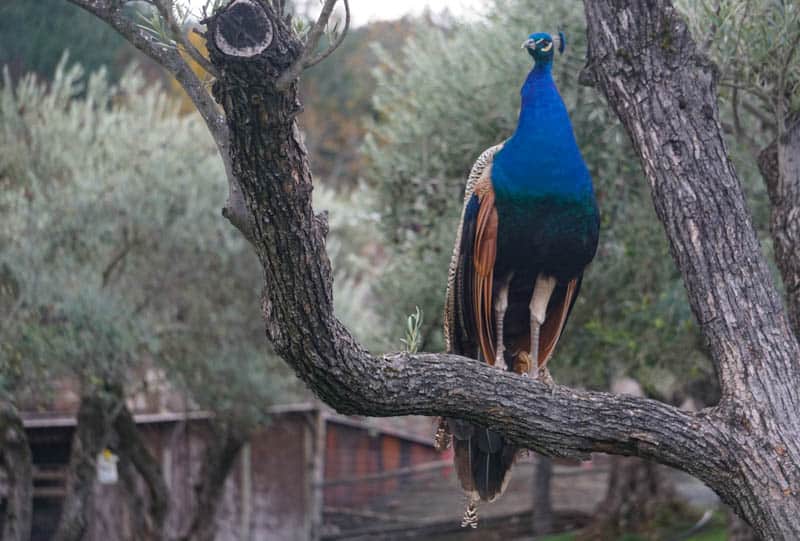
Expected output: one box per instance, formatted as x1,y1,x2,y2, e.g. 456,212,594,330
537,366,554,386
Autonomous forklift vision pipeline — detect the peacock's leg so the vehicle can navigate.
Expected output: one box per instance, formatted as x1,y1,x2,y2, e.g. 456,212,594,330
493,273,513,370
528,274,557,378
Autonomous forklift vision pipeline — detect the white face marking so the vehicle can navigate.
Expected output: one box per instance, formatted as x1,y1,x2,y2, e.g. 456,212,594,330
541,42,553,52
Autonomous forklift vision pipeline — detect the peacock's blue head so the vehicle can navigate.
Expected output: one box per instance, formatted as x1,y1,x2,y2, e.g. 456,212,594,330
522,32,566,63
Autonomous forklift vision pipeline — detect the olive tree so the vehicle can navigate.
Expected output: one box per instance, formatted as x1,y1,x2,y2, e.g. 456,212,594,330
56,0,800,538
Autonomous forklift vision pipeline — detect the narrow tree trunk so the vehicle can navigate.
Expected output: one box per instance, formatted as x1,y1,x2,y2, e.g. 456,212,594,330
758,117,800,337
54,391,120,541
579,457,681,540
580,380,681,540
178,422,246,541
0,401,33,541
114,404,169,541
531,455,553,536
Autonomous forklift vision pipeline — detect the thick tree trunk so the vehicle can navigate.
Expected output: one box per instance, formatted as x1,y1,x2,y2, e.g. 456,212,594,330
0,401,33,541
728,509,759,541
177,422,246,541
758,118,800,337
54,391,120,541
580,1,800,537
65,0,800,539
114,404,169,541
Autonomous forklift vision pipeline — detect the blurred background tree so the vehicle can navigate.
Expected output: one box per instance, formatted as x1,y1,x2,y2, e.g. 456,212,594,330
0,0,158,83
0,60,380,539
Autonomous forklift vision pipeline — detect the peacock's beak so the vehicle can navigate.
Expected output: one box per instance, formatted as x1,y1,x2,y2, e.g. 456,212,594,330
521,38,536,50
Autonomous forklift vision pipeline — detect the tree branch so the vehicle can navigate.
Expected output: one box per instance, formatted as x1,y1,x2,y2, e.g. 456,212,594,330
54,391,121,541
303,0,349,70
275,0,349,90
150,0,219,78
582,0,800,401
66,0,254,239
758,118,800,337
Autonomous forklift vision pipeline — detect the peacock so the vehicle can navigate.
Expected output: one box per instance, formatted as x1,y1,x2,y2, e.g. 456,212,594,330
440,31,599,527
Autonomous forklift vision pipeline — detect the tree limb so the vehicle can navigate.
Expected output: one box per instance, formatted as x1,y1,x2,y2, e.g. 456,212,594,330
66,0,254,239
54,391,122,541
275,0,349,90
302,0,349,70
758,117,800,337
150,0,220,78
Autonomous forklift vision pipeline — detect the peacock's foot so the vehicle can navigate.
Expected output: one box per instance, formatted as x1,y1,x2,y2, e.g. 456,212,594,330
536,366,555,388
515,351,532,376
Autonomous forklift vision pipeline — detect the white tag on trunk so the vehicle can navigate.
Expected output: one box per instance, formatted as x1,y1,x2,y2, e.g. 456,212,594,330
97,448,119,484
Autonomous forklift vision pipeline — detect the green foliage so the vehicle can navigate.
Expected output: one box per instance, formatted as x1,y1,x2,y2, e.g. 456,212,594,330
0,57,392,423
401,307,424,353
0,0,134,82
0,60,298,422
679,0,800,116
364,0,716,396
300,19,415,187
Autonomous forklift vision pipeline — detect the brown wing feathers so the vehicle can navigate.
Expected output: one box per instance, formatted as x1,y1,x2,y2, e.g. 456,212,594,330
450,167,578,370
472,179,498,365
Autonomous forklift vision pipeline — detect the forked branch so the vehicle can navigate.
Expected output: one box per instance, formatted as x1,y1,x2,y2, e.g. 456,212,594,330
275,0,350,90
150,0,220,77
65,0,225,147
66,0,254,238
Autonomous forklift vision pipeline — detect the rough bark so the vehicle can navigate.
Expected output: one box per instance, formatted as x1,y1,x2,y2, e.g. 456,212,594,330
580,1,800,536
0,401,33,541
758,118,800,338
114,404,169,541
54,391,120,541
177,422,246,541
531,456,553,536
728,509,759,541
65,0,800,538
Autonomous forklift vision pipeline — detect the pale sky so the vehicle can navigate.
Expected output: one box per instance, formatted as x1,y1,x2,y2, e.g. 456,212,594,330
341,0,485,25
187,0,485,26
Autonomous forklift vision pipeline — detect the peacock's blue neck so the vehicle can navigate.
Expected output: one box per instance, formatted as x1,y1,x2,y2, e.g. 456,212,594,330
492,60,593,201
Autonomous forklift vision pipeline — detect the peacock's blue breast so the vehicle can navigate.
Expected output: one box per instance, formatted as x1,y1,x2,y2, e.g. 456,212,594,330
493,190,599,281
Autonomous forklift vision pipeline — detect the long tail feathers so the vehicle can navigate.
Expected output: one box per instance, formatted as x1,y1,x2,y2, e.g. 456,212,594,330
451,419,516,503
